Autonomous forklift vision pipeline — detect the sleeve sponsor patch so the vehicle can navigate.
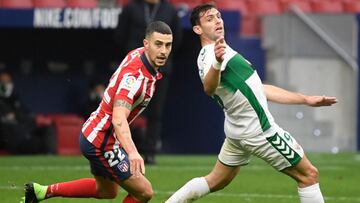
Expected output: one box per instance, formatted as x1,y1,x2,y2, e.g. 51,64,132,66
120,75,136,91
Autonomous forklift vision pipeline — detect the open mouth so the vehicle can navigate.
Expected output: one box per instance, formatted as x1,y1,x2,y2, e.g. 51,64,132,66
157,57,166,63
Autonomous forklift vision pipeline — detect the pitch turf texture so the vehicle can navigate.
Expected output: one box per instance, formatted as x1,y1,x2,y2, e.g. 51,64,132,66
1,153,359,203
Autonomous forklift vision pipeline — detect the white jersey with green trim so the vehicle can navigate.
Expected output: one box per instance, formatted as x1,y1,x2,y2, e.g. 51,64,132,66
197,44,278,139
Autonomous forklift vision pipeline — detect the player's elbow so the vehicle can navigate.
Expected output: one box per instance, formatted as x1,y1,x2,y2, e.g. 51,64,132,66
204,85,216,96
111,113,125,127
111,118,118,127
203,77,219,96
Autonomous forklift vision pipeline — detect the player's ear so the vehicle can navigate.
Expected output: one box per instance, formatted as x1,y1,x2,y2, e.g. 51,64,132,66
143,38,149,48
193,25,202,35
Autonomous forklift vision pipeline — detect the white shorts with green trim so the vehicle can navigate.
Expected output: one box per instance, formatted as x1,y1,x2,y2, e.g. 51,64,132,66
218,127,304,171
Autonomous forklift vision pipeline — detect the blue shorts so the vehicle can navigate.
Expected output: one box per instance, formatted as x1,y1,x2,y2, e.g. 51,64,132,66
79,133,132,182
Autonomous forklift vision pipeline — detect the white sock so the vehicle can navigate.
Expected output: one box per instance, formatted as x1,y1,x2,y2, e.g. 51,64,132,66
298,183,324,203
165,177,210,203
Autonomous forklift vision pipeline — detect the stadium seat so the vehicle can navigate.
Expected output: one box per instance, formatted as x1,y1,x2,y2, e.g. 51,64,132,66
116,0,130,7
240,15,261,36
1,0,33,8
216,0,249,15
312,0,344,13
67,0,98,8
35,114,53,127
34,0,66,8
281,0,313,13
52,114,84,155
241,0,281,36
247,0,282,15
211,0,248,36
343,0,360,13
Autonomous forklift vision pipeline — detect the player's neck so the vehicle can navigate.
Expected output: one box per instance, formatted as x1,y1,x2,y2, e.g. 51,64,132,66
200,36,216,47
144,52,159,71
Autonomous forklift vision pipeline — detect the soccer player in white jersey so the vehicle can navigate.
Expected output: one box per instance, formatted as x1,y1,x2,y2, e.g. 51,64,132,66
166,4,337,203
21,21,173,203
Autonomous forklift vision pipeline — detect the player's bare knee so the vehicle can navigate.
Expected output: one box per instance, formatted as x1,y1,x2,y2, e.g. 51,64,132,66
136,187,153,202
146,187,154,199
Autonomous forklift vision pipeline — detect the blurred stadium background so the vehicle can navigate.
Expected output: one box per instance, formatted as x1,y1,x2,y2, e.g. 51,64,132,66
0,0,359,202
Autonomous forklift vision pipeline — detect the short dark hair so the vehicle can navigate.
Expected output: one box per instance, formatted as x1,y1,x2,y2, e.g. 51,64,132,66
190,3,216,27
145,21,172,38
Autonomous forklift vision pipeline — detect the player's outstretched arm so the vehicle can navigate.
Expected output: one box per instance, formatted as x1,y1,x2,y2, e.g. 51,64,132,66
263,84,337,107
112,99,145,177
304,95,338,107
203,37,226,96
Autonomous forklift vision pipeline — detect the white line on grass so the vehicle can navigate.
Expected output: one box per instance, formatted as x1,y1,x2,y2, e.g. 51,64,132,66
0,165,345,171
2,186,359,202
150,165,345,171
153,189,360,202
0,185,18,190
354,154,360,161
153,190,360,202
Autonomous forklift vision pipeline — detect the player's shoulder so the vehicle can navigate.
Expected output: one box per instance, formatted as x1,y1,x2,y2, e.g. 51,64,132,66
119,49,145,75
128,47,145,57
120,65,140,76
200,44,214,55
197,44,214,65
124,48,145,66
198,44,213,59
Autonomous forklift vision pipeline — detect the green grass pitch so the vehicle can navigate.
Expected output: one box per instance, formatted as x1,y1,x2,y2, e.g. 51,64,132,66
1,153,359,202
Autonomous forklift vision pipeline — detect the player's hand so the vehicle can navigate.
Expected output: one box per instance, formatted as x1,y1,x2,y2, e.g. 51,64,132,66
305,95,338,107
128,151,145,177
214,36,226,63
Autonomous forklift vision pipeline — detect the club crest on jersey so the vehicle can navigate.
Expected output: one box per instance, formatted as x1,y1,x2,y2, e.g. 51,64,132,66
121,75,136,91
117,160,129,172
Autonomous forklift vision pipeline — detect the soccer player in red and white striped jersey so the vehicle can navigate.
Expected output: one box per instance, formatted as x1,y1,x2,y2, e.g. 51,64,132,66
22,21,173,203
82,45,162,150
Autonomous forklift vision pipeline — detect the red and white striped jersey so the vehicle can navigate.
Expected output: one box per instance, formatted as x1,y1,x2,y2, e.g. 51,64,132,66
82,47,162,149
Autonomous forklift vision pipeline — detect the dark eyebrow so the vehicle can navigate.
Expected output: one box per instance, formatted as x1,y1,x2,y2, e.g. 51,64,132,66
154,40,164,44
205,14,214,18
204,11,219,20
155,40,172,44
